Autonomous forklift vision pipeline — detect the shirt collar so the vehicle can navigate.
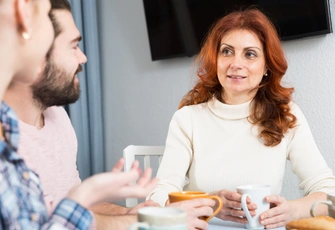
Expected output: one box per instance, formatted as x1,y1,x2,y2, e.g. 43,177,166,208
208,97,252,120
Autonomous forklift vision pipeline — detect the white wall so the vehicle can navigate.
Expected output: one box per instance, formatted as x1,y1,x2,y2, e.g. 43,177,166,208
97,0,335,202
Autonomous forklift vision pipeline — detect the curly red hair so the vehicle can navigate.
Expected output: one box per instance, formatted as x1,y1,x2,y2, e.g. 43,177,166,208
179,8,296,146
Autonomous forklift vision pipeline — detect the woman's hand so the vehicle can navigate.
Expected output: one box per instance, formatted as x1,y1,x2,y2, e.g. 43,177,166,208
214,189,257,224
259,195,292,229
167,198,215,230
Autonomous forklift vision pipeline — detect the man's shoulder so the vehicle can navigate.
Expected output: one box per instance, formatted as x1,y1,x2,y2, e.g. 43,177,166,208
44,106,67,115
44,106,69,120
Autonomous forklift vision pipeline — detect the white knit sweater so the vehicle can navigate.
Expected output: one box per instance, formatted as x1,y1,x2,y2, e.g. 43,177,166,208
148,98,335,207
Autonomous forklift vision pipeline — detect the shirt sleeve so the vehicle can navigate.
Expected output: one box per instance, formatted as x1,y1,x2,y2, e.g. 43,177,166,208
41,199,93,230
287,103,335,195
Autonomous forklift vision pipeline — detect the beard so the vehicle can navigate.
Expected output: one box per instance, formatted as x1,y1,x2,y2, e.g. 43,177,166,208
32,60,82,109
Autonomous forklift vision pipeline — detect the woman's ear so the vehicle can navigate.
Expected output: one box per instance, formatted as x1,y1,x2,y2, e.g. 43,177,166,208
264,67,268,76
15,0,33,39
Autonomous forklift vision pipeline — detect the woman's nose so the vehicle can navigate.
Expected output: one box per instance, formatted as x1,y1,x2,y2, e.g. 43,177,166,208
229,56,243,70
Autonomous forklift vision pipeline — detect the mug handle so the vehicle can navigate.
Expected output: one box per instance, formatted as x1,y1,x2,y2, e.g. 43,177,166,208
128,222,150,230
310,200,333,217
204,195,224,222
241,194,257,229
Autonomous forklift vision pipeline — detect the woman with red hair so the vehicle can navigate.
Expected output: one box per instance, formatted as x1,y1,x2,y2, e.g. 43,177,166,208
148,8,335,229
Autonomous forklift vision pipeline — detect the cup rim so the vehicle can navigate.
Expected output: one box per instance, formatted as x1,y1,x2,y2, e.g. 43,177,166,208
169,191,207,197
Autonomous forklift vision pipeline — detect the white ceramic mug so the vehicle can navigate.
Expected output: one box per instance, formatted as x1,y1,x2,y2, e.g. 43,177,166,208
128,206,187,230
310,193,335,218
237,184,271,229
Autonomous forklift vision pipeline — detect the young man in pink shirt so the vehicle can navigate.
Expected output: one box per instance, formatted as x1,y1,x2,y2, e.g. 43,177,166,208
4,0,215,230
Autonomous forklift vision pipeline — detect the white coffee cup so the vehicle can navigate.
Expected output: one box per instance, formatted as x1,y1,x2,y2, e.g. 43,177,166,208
128,206,187,230
237,184,271,229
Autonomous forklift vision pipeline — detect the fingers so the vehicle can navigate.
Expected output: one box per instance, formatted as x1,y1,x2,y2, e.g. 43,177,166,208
230,207,255,217
128,168,158,197
259,195,290,228
190,218,209,230
111,158,125,173
218,190,255,209
136,168,153,186
261,211,287,229
130,160,141,173
167,198,215,217
215,189,257,225
167,199,213,230
265,195,285,206
137,177,159,193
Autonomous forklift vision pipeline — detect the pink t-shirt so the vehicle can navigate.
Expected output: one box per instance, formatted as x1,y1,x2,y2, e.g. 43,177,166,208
17,106,81,214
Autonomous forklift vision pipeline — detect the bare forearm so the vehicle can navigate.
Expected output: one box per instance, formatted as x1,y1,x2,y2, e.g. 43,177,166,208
289,192,327,219
94,213,136,230
91,202,130,215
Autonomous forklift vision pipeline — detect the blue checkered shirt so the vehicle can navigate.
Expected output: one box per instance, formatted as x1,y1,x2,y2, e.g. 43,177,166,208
0,101,92,229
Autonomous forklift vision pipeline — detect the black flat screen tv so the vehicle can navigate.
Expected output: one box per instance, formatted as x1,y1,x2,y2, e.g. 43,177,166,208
142,0,332,61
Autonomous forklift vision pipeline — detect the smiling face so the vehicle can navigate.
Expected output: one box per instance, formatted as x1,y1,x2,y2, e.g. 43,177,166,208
217,29,267,104
32,9,87,108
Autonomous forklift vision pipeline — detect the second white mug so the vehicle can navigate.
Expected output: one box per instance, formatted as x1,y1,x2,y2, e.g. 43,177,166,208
128,206,187,230
237,184,271,229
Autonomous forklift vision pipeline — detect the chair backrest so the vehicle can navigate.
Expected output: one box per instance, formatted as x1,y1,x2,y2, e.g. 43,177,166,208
123,145,165,207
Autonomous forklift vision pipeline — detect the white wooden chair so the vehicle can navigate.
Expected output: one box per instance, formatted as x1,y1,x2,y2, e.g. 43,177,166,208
123,145,165,207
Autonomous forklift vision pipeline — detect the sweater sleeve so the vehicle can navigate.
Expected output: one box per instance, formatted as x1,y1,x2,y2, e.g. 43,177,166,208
287,103,335,195
147,107,193,206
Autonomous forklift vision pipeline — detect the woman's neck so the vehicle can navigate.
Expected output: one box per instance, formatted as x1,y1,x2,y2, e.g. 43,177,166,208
0,68,15,103
221,90,257,105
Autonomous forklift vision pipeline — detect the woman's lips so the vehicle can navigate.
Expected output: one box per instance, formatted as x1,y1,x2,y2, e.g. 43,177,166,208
228,75,246,79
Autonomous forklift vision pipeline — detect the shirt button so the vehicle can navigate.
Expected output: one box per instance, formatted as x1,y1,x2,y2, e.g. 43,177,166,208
31,213,38,222
22,171,29,179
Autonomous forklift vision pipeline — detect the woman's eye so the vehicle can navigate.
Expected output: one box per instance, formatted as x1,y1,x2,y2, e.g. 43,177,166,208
246,51,257,58
221,48,233,56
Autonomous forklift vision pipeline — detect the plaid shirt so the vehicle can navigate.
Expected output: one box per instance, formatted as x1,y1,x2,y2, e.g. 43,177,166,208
0,101,92,230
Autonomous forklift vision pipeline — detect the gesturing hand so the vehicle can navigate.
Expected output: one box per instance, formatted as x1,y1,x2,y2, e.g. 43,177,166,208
67,158,159,208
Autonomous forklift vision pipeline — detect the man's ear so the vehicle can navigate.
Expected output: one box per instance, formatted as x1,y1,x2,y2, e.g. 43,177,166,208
15,0,33,39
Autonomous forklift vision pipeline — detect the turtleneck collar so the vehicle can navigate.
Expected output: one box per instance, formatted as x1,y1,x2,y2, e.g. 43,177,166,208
208,97,252,120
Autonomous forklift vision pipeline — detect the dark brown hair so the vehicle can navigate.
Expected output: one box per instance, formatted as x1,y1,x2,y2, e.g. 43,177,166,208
50,0,71,11
45,0,72,59
49,0,71,37
179,8,296,146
